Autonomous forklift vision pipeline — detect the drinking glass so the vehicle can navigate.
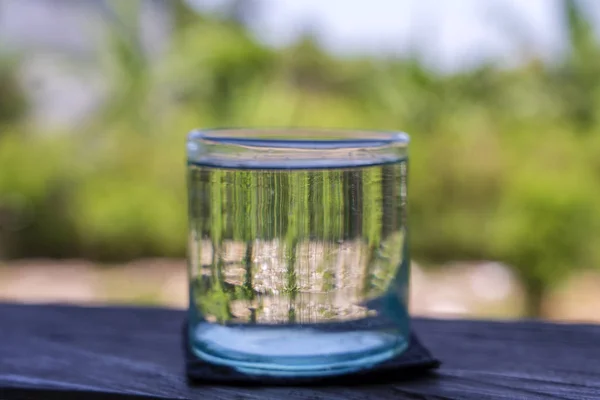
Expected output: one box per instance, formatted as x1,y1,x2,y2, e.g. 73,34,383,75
186,129,410,377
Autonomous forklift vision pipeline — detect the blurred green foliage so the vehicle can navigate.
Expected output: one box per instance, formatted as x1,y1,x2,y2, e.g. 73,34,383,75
1,0,600,315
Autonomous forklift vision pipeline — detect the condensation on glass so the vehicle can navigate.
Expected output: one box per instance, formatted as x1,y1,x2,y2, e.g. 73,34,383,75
187,129,410,377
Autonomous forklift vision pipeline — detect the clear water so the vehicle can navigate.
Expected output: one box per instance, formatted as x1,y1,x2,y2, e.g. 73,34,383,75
187,159,410,376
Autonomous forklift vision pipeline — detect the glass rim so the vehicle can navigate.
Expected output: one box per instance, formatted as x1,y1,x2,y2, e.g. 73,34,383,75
187,128,409,149
187,128,409,169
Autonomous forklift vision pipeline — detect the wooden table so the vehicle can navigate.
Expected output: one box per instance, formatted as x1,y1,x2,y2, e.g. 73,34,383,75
1,303,599,399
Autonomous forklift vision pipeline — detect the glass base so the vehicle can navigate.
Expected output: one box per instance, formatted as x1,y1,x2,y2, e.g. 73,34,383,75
189,322,409,377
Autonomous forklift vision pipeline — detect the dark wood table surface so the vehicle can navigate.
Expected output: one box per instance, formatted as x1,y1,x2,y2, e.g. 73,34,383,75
1,303,600,399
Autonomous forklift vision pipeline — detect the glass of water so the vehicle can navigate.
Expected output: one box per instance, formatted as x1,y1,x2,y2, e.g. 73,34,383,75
186,129,410,377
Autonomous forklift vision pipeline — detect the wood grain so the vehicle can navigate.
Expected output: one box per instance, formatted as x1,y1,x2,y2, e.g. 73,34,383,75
1,303,599,399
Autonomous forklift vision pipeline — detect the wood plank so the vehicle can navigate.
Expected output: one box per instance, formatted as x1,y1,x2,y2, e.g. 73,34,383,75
1,303,600,399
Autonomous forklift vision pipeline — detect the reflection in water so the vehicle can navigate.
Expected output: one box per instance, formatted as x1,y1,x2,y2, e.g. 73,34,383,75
188,162,408,326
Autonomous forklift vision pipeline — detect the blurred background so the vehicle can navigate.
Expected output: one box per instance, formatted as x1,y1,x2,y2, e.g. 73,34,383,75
1,0,600,322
